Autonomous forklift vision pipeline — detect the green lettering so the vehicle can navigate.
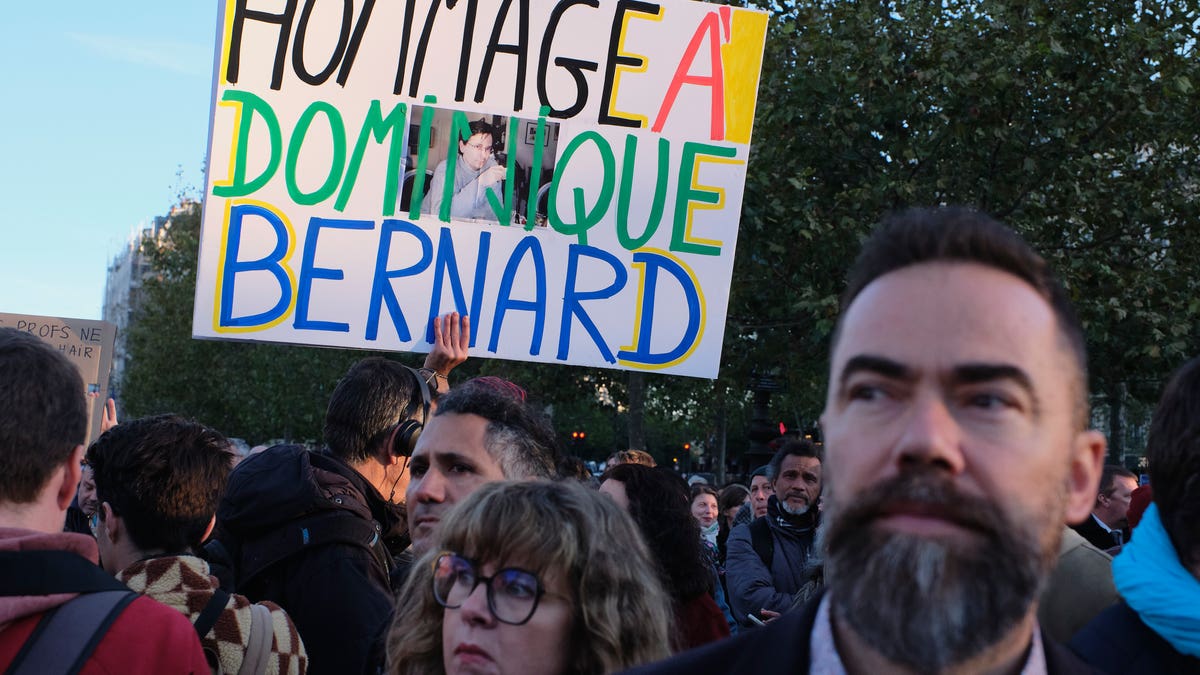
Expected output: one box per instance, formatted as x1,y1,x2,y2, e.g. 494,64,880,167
548,131,615,246
286,102,347,205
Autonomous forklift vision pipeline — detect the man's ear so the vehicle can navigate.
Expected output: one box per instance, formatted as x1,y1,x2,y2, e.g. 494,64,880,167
1064,430,1107,524
56,445,85,511
100,502,120,544
370,435,402,467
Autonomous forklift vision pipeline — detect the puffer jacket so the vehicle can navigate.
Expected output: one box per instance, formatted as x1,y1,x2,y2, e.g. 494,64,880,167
724,496,821,628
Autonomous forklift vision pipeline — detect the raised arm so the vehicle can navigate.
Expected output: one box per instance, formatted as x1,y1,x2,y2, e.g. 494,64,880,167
421,312,470,394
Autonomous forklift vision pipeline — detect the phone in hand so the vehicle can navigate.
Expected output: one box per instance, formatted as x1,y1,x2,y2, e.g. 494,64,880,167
746,612,766,627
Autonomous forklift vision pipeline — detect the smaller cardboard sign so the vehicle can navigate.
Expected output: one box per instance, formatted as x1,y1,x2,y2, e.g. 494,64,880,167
0,312,117,442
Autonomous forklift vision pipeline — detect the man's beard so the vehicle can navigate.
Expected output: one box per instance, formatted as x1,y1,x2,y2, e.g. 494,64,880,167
779,495,811,516
823,468,1061,672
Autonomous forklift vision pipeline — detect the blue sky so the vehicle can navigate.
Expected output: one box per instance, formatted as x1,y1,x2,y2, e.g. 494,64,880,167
0,2,218,320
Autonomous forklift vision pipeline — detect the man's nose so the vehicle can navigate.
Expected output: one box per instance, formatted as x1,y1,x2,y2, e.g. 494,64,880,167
412,468,446,503
893,392,966,474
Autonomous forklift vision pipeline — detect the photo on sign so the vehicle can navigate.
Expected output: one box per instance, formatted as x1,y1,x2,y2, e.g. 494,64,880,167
399,106,560,228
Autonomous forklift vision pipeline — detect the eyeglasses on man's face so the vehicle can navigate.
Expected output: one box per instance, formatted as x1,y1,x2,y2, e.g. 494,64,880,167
432,552,546,625
463,141,495,155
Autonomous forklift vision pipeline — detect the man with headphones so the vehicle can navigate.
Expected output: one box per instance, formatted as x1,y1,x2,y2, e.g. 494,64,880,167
214,313,468,675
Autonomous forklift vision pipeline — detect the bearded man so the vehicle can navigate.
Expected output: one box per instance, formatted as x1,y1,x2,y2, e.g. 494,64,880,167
629,207,1106,674
725,439,823,628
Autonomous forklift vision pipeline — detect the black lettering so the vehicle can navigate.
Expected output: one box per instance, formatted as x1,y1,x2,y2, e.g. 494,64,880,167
599,0,659,128
453,0,480,102
227,0,300,90
538,0,599,119
336,0,378,85
293,0,353,86
393,0,420,95
406,0,450,97
473,0,528,110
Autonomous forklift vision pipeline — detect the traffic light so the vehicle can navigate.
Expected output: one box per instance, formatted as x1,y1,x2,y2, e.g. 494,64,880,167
570,431,587,445
683,442,691,451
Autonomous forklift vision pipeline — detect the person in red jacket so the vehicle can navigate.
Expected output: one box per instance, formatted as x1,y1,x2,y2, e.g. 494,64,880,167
0,327,209,674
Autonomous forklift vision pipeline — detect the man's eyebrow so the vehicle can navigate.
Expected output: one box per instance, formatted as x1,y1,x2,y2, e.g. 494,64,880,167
951,363,1037,401
433,450,473,465
838,354,911,389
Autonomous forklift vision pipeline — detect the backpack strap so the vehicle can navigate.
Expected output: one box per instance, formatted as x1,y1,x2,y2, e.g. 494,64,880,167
0,550,129,595
238,511,388,587
6,589,137,675
237,603,274,675
193,587,231,640
749,517,775,570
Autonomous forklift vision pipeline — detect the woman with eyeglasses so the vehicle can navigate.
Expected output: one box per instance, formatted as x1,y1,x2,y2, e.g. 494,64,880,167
387,480,673,675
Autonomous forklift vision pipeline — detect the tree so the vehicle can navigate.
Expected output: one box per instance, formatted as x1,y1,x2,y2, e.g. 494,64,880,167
726,0,1200,459
121,202,395,443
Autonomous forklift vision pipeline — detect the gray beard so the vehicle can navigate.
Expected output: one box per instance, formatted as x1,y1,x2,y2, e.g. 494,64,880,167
823,472,1057,672
779,499,811,516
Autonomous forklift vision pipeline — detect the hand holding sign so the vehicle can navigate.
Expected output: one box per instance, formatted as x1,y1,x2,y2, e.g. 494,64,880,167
422,312,470,394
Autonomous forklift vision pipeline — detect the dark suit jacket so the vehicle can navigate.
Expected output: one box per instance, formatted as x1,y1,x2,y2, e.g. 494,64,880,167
1071,515,1121,551
1071,601,1200,674
624,592,1101,674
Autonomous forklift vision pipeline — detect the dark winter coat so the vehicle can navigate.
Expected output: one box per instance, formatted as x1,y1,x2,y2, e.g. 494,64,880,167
1070,601,1200,673
625,591,1100,675
724,496,820,628
216,445,407,675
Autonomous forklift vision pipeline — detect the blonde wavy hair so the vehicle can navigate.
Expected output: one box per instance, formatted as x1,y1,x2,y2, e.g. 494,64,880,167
387,480,673,674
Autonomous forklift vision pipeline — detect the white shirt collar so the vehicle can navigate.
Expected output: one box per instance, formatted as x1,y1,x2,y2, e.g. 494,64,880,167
1091,512,1116,533
810,593,1048,675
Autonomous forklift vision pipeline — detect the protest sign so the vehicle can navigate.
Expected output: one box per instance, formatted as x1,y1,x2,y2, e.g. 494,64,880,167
0,312,116,442
194,0,769,378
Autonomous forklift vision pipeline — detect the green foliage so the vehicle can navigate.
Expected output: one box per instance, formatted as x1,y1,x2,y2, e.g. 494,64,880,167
731,0,1200,453
121,202,395,443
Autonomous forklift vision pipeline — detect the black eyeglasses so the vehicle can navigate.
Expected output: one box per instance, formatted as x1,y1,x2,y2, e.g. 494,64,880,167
432,552,546,625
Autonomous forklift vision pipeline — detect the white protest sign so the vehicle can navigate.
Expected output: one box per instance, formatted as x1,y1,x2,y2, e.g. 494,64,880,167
194,0,769,378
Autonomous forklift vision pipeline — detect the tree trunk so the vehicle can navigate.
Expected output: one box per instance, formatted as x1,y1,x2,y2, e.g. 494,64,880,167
714,383,728,485
1108,383,1126,465
627,371,646,451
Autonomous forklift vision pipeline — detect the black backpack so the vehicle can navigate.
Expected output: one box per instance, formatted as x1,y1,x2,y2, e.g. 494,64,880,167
749,517,775,569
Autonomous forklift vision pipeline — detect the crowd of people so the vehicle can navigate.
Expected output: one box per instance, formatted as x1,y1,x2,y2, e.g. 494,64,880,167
2,208,1198,674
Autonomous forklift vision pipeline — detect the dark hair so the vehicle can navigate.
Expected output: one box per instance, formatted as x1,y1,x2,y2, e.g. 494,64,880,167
87,414,233,553
717,484,749,519
768,438,821,482
690,484,718,504
1096,464,1137,500
324,358,425,464
749,465,770,480
459,119,497,152
433,378,558,479
600,464,712,603
557,454,598,488
1146,356,1200,569
837,207,1089,427
0,328,87,504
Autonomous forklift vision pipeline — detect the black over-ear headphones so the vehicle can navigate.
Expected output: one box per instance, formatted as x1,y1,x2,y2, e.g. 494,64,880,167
387,365,433,457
